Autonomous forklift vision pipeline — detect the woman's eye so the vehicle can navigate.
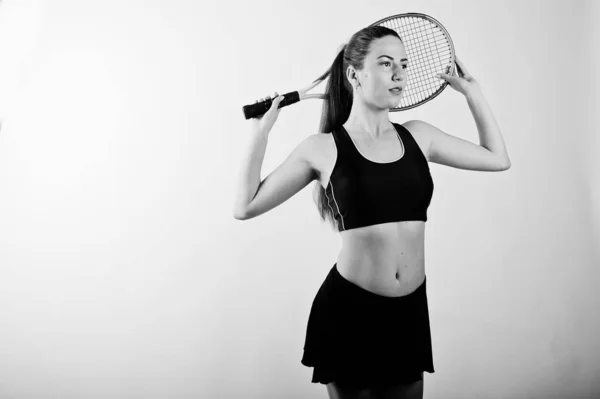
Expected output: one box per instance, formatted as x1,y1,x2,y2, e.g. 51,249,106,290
382,62,408,69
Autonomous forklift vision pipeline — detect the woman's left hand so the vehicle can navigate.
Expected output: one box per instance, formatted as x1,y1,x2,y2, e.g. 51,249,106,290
436,55,479,97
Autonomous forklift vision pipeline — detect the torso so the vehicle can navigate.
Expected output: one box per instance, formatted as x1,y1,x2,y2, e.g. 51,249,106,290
309,122,432,297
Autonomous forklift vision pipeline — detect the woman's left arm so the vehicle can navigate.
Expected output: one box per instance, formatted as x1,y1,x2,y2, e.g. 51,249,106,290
407,56,511,172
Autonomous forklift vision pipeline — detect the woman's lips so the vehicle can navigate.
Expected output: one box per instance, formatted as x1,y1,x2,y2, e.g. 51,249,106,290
389,88,402,95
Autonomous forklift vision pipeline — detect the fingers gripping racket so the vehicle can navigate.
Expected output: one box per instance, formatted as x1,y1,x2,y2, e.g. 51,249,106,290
242,13,455,119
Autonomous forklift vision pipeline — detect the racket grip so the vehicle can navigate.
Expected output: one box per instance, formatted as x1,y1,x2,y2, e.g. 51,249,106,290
242,91,300,119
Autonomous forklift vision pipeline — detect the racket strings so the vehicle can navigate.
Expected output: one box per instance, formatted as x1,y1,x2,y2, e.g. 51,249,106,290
380,16,452,108
398,19,450,75
400,19,450,104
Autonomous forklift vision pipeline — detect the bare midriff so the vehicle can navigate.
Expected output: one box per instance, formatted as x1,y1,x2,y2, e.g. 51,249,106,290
336,220,426,297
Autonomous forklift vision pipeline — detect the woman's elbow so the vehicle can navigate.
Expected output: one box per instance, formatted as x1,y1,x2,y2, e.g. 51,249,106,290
233,209,247,220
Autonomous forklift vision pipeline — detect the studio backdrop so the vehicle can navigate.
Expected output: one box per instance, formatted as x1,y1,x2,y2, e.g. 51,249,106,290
0,0,598,398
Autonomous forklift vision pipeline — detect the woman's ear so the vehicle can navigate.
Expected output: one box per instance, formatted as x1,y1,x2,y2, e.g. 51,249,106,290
346,66,360,90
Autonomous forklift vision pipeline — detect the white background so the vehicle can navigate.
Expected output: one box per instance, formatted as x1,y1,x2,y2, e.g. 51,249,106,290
0,0,598,398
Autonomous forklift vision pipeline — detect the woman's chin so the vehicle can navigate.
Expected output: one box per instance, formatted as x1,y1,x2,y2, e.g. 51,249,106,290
389,98,402,108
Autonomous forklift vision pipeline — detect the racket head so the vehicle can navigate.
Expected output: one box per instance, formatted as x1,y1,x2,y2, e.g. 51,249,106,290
370,13,456,111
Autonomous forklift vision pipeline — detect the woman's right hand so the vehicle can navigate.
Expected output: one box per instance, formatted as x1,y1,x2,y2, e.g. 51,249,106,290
251,92,285,134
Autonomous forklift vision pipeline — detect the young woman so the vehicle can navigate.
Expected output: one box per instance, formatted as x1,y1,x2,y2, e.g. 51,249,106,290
233,25,510,399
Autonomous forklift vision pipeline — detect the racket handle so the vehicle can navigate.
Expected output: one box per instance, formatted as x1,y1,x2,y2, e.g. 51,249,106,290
242,91,300,119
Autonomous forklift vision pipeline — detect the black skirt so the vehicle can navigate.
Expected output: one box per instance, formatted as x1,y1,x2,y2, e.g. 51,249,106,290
301,263,435,389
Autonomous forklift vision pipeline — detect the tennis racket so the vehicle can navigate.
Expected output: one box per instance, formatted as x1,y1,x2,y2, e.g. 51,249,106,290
242,13,455,119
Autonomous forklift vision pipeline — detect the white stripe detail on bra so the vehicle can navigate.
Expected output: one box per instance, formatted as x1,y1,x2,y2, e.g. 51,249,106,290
325,181,345,231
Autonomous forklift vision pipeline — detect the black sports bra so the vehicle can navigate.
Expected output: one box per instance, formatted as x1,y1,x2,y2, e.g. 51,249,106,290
324,122,434,232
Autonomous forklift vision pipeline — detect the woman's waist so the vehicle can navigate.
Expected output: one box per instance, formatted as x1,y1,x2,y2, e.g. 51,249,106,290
336,247,425,297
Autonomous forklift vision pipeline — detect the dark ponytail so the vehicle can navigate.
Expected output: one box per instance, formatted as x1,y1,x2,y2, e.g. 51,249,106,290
318,44,354,134
312,26,402,231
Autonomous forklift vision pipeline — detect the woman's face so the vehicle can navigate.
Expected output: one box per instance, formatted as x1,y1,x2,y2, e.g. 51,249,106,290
351,35,408,109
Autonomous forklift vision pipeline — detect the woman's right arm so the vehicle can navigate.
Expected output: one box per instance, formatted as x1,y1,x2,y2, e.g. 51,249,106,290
232,93,319,220
232,130,318,220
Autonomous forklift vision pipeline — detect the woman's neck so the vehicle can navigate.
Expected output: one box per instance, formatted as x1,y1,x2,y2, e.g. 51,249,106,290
344,102,394,140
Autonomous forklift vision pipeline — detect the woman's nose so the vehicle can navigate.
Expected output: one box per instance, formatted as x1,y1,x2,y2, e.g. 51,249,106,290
394,69,405,81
